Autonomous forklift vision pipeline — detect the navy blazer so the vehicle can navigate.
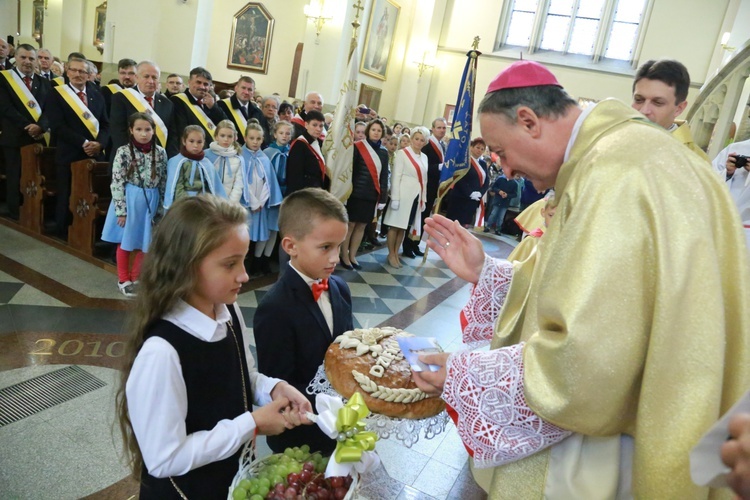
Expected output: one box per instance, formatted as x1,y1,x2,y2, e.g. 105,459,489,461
286,132,329,194
0,70,52,147
44,82,109,165
110,89,176,159
253,265,353,453
170,90,227,143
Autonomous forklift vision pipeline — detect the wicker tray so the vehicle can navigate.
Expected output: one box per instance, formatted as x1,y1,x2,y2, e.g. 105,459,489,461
228,440,361,500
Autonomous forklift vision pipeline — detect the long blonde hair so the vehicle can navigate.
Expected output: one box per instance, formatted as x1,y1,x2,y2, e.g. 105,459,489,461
213,119,242,155
116,194,248,478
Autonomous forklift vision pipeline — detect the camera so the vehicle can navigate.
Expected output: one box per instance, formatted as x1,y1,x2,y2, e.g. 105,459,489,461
735,155,749,168
357,106,371,115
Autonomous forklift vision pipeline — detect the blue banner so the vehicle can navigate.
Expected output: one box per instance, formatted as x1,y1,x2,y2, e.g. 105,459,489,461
437,49,480,200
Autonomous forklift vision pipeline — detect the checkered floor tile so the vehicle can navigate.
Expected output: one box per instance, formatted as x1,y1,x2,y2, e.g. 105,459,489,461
238,246,456,344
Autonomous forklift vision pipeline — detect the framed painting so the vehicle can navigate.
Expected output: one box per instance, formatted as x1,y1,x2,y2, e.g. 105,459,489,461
443,104,455,126
360,0,400,81
227,3,274,74
358,84,382,112
94,1,107,54
32,0,44,44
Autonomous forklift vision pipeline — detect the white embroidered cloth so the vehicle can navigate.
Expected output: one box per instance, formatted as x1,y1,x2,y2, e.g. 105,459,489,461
306,364,450,447
460,256,514,348
442,343,571,468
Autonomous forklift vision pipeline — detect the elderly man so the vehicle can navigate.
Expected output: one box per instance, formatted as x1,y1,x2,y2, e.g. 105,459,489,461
45,56,109,237
416,60,750,499
100,58,136,113
110,60,175,158
0,44,52,219
291,91,325,140
631,59,709,162
171,66,226,142
217,76,262,145
0,39,11,70
36,48,58,81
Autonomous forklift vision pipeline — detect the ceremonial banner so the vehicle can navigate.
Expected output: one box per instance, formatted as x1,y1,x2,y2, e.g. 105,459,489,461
436,48,481,207
322,48,359,202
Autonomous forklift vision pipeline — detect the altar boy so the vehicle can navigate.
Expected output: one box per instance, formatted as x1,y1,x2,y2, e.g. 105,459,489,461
253,188,353,455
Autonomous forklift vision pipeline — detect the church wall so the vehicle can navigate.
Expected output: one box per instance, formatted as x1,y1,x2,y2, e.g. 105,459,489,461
423,0,737,131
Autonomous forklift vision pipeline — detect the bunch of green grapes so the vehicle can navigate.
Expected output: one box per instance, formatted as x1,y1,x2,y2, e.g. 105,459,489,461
232,445,342,500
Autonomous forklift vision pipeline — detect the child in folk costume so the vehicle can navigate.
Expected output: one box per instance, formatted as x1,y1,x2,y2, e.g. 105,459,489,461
383,127,429,269
102,112,167,298
117,195,311,499
164,125,226,210
242,119,283,276
204,120,247,205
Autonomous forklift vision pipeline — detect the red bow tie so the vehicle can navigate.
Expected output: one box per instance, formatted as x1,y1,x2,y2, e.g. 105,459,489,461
311,279,329,301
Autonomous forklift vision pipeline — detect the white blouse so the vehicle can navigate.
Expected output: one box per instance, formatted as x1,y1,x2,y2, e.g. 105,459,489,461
126,300,282,478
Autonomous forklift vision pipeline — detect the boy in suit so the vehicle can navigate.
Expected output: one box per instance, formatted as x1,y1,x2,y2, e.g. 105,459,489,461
286,111,328,194
254,188,352,454
44,56,109,238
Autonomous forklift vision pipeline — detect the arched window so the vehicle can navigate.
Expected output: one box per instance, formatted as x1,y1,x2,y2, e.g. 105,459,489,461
498,0,652,64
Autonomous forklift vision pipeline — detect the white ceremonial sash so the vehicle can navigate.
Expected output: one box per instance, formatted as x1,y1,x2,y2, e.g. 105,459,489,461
1,70,42,121
429,136,445,163
56,85,100,137
174,93,216,139
222,98,247,139
122,88,168,148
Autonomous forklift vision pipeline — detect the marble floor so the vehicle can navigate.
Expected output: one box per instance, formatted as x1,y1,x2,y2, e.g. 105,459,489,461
0,219,517,499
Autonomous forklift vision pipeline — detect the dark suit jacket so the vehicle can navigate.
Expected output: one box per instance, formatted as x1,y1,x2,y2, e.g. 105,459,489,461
286,132,329,194
170,90,226,143
99,84,125,117
44,82,109,165
253,266,353,453
217,94,264,146
0,70,51,147
110,88,176,159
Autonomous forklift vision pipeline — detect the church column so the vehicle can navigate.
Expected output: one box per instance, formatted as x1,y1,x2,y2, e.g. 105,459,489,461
708,67,750,158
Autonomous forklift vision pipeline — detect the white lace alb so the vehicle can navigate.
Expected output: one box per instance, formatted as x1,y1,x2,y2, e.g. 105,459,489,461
442,343,571,468
460,256,514,348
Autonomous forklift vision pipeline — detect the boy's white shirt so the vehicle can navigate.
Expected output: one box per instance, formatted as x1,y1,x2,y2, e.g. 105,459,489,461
289,262,333,334
126,300,282,478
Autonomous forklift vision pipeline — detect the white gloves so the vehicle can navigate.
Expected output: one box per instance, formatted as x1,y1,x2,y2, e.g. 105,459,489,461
470,191,482,201
390,200,400,210
377,203,386,211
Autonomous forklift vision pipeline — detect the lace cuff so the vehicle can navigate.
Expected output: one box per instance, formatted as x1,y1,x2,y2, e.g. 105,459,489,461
442,343,571,468
459,256,513,348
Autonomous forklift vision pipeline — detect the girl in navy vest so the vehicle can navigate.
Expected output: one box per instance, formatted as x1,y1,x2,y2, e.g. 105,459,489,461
117,195,311,499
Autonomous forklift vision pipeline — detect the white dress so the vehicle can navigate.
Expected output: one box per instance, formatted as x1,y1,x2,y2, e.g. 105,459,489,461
383,148,427,230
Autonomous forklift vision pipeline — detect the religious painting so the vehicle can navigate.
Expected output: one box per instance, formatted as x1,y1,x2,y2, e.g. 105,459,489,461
32,0,44,44
94,1,107,55
360,0,400,81
443,104,455,126
227,3,274,74
358,84,382,112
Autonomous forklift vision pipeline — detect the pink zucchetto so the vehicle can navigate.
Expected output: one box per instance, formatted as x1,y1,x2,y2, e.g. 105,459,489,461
486,60,562,93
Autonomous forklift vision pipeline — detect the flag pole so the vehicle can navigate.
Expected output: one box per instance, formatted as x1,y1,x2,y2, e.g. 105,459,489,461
350,0,364,59
421,37,482,264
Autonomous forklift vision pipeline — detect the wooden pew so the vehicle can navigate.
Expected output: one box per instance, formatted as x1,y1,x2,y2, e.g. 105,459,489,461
68,159,111,256
19,143,57,233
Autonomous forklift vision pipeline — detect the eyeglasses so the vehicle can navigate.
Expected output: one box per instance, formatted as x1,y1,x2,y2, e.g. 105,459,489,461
68,69,89,74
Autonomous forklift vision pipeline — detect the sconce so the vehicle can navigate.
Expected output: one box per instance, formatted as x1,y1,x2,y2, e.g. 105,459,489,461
304,0,333,44
721,32,735,52
414,51,435,79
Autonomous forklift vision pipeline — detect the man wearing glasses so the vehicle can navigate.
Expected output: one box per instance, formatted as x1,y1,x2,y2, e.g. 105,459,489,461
44,56,109,238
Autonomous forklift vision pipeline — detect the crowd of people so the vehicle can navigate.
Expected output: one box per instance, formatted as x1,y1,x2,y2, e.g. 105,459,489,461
4,39,750,499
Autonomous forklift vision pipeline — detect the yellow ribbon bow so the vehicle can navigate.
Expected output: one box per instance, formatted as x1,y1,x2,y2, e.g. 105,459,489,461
334,392,378,463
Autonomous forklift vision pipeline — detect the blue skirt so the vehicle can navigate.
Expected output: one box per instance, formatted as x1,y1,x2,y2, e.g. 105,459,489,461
267,205,280,232
248,206,271,242
101,184,160,252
